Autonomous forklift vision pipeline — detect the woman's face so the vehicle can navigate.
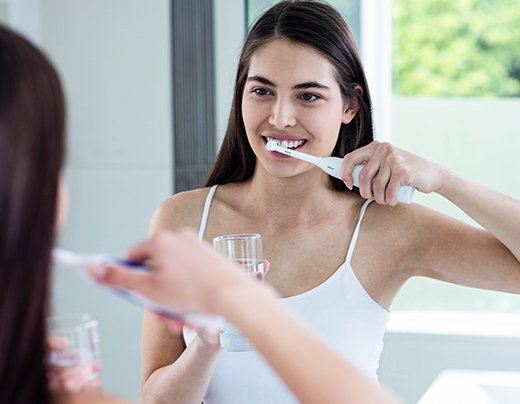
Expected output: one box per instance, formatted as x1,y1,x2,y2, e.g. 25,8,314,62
242,38,357,179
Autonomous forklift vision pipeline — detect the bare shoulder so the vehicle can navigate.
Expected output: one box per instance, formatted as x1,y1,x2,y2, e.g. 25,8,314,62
149,187,214,234
351,201,451,305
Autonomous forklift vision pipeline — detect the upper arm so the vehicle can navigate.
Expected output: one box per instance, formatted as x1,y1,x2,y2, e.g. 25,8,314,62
141,310,186,385
400,204,520,293
141,189,209,384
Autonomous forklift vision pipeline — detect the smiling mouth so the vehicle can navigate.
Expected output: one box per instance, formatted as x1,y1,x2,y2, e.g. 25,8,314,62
262,136,308,150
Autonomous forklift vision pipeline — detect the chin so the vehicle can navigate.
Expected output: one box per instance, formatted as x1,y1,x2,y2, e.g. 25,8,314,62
264,164,308,179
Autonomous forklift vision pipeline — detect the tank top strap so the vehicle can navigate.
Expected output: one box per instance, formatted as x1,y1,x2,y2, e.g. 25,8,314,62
198,185,218,241
344,199,373,266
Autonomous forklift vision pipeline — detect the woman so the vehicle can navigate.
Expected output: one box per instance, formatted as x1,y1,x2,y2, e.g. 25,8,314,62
141,1,520,403
0,25,127,404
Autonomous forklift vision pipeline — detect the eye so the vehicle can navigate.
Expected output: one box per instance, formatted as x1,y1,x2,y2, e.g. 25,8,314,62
298,93,320,103
252,87,273,97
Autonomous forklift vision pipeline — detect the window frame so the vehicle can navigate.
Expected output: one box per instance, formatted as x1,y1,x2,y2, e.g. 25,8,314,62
360,0,392,142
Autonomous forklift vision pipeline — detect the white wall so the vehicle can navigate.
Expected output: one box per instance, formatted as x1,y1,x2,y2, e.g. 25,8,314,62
1,0,41,45
40,1,172,399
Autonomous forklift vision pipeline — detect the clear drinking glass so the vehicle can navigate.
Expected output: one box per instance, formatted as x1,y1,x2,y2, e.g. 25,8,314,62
47,314,102,392
213,234,264,351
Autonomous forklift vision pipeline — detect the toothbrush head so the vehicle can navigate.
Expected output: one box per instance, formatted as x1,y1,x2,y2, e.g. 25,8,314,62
266,139,280,151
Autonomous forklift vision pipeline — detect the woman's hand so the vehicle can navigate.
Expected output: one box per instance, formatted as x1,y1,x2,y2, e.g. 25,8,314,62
47,336,101,393
87,229,257,316
156,315,221,351
341,141,449,205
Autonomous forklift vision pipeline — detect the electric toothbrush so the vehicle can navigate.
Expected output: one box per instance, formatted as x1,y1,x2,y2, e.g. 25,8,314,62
53,248,224,330
266,140,415,204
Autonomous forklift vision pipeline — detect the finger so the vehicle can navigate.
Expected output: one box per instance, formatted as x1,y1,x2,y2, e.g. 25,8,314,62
341,143,377,188
127,230,195,264
88,263,151,293
372,163,391,205
179,227,215,251
386,172,403,206
165,319,185,334
358,159,380,200
263,260,270,274
47,336,71,350
201,328,221,347
179,227,199,240
125,237,157,263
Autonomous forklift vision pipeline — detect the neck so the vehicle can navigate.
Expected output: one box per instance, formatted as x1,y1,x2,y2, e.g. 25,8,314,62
244,161,341,227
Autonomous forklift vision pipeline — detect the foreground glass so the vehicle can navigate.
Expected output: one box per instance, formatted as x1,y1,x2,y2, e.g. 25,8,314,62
213,234,264,351
47,314,101,392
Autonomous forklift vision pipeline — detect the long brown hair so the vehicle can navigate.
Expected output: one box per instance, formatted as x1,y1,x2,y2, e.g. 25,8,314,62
205,0,373,190
0,25,65,403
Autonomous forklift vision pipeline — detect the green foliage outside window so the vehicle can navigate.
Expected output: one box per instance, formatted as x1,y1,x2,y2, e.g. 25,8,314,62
393,0,520,97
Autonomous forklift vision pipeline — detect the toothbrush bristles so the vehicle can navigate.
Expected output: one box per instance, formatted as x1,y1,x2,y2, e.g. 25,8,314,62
266,139,280,151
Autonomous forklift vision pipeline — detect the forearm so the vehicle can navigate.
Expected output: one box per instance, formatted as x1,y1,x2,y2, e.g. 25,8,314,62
439,170,520,262
142,337,219,404
217,282,401,404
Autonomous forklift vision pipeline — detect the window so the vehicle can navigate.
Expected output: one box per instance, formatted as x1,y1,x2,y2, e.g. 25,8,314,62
391,0,520,313
393,0,520,98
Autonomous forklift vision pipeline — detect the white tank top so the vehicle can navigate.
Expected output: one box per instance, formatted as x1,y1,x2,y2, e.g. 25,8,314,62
184,185,389,403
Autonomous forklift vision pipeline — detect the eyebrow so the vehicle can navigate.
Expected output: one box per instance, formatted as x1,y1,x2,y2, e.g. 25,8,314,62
247,75,330,90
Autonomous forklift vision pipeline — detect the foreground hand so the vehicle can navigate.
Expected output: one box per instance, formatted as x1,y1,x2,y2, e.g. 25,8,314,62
88,229,254,316
47,336,101,393
341,141,448,205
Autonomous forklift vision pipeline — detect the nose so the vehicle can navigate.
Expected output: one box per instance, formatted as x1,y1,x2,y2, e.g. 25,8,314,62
269,98,296,129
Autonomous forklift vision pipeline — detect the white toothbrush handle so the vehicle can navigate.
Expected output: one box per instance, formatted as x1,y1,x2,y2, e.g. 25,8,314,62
319,157,415,204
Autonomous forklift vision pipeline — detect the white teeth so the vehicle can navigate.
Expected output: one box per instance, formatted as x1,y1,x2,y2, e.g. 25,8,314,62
265,136,306,149
287,140,305,149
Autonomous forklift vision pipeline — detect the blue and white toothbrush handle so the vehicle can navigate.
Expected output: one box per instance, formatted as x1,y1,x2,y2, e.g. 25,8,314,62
53,249,224,330
320,157,415,204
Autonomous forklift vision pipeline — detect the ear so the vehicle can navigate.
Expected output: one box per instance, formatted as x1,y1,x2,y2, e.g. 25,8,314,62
341,85,363,124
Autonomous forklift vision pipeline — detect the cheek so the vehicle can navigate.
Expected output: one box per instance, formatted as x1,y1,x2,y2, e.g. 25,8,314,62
242,97,266,127
300,106,343,145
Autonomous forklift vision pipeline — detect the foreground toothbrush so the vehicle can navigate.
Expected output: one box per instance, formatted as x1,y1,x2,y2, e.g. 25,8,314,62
53,248,224,329
266,140,415,204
